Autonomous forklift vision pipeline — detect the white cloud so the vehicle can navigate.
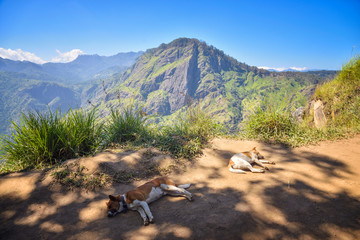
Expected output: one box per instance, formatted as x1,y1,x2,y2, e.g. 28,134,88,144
0,48,85,64
0,47,46,64
258,66,308,72
50,49,85,63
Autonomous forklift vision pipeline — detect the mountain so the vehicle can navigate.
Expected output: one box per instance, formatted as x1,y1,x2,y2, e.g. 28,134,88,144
84,38,337,130
0,71,80,134
0,57,62,82
42,51,143,83
0,51,143,84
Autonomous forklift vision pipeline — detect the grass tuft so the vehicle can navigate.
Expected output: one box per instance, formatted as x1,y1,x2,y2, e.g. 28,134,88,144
155,104,221,158
0,108,104,173
105,104,152,145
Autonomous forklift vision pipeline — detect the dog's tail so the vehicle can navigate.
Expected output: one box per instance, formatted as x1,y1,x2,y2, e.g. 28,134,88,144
176,183,191,189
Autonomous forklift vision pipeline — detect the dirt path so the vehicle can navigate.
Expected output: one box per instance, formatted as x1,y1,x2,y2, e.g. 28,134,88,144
1,136,360,240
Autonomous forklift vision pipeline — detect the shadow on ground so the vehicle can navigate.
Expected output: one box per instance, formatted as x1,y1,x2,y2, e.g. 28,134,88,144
1,139,360,239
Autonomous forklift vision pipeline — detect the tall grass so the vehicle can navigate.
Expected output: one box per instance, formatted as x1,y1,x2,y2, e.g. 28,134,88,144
105,104,152,144
0,108,103,172
155,104,221,158
241,106,321,147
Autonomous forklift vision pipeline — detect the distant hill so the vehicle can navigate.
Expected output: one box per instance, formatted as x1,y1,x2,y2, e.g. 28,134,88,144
84,38,337,130
0,51,143,84
42,51,143,83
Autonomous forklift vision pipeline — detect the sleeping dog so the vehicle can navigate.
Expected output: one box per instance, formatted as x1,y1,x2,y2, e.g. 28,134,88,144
228,147,275,173
106,177,192,225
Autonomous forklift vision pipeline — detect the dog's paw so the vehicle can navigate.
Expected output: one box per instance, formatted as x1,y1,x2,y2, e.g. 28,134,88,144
149,218,154,224
265,166,270,171
187,195,193,201
144,220,149,226
270,161,276,165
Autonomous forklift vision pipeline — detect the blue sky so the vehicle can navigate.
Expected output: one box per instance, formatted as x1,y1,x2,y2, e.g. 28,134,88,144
0,0,359,70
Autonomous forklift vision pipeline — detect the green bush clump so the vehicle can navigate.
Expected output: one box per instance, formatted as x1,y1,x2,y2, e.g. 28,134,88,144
105,104,152,145
155,105,221,158
0,108,103,172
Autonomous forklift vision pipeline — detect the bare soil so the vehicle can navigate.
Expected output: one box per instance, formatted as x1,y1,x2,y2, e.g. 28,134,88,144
1,136,360,240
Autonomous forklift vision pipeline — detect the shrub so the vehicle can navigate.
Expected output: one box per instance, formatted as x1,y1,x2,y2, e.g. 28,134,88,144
241,105,328,147
0,108,104,172
155,104,221,158
105,104,152,145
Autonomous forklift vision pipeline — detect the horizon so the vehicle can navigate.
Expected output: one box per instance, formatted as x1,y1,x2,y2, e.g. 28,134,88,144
1,0,359,70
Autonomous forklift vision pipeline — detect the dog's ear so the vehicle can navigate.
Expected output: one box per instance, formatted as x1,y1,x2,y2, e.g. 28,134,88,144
109,195,117,201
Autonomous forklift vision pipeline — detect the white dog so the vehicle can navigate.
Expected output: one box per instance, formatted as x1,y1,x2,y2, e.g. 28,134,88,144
228,147,275,173
106,177,192,225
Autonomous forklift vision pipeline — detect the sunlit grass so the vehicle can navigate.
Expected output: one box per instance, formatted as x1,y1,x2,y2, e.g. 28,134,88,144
0,108,104,173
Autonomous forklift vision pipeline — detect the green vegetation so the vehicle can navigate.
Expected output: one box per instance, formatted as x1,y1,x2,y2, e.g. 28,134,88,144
155,104,221,158
241,105,323,147
106,103,152,144
242,56,360,147
0,100,220,174
0,108,104,173
313,55,360,130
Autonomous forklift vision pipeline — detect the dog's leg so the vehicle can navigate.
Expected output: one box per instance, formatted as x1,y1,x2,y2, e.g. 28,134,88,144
253,158,269,170
136,207,150,226
160,184,193,201
230,160,255,174
260,160,276,165
247,165,265,173
229,166,247,174
137,201,154,223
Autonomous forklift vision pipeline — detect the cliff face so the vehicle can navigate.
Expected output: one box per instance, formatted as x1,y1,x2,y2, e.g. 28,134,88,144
84,38,336,130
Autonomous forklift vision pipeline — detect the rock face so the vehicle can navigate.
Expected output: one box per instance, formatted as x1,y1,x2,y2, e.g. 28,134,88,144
314,100,327,128
293,106,306,122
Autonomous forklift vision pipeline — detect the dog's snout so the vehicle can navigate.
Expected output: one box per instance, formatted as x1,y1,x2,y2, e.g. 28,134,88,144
107,210,116,217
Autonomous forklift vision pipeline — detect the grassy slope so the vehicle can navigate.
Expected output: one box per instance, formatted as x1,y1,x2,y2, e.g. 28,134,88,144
313,56,360,129
241,56,360,146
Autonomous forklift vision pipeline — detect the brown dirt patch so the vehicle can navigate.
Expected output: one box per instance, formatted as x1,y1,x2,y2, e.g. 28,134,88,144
1,136,360,239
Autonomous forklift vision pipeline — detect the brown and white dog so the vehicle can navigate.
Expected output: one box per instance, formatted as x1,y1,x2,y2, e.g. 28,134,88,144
228,147,275,173
106,177,192,225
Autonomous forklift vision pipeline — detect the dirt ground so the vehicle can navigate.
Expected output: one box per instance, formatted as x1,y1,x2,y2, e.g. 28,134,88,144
1,136,360,240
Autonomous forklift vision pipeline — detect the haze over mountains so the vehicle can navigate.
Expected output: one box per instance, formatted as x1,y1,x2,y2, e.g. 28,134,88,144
0,38,337,134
